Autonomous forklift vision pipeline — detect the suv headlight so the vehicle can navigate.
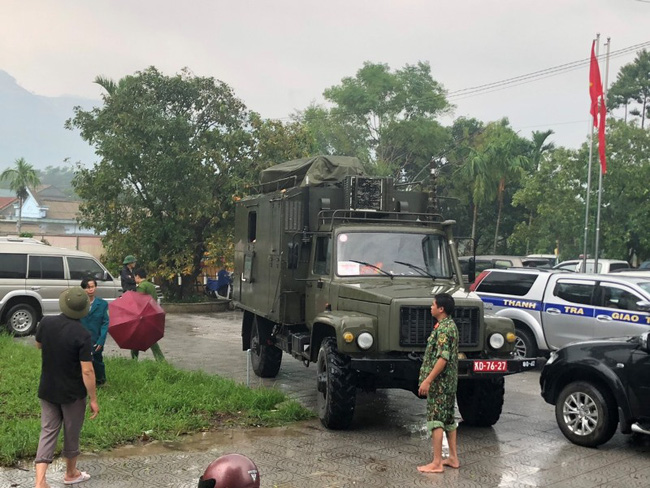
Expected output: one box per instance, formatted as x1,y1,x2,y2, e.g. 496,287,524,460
546,351,558,365
489,333,505,349
357,332,374,350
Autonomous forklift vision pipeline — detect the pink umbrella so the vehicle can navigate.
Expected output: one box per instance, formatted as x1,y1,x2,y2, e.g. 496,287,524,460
108,291,165,351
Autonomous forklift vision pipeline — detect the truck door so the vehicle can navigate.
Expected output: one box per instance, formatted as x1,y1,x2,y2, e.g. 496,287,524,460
542,276,597,349
593,281,650,339
305,235,331,325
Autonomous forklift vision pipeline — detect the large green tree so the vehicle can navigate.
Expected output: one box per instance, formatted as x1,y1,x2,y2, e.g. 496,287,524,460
67,67,312,298
607,50,650,129
299,61,451,178
464,119,530,252
0,157,41,233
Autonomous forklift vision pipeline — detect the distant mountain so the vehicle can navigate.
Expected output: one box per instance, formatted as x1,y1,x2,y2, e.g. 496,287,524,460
0,70,100,170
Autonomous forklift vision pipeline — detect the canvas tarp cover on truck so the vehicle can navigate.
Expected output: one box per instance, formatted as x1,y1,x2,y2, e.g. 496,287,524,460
259,155,364,192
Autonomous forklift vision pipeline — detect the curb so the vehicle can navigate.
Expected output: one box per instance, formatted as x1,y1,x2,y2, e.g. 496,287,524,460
161,300,232,314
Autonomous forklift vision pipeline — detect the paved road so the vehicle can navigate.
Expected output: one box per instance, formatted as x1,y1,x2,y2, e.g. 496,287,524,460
3,311,650,487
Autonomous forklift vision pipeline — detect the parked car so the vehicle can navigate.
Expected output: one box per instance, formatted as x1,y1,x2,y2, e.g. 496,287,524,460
470,268,650,358
553,259,580,272
526,254,558,267
0,240,122,336
540,331,650,447
553,259,629,274
576,259,629,273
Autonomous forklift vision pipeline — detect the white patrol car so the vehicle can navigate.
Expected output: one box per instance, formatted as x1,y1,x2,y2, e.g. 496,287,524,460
470,268,650,358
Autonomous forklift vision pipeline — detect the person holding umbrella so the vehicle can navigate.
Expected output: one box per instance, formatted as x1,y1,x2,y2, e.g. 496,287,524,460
80,278,109,386
34,287,99,487
130,268,165,361
120,255,137,292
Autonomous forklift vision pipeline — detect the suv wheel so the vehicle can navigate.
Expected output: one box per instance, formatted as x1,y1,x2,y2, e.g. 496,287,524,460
6,304,38,336
514,328,538,358
316,337,356,430
249,316,282,378
555,381,618,447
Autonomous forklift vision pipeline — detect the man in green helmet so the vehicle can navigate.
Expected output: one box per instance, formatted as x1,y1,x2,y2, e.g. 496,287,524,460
120,255,137,292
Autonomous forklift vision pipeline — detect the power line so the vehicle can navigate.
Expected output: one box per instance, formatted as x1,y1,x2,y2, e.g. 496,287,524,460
447,41,650,100
266,40,650,121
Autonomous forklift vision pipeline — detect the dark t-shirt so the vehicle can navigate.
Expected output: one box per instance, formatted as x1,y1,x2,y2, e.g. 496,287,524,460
121,265,136,291
35,314,92,404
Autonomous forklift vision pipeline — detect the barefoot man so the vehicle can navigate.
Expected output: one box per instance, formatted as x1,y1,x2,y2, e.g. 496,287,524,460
417,293,460,473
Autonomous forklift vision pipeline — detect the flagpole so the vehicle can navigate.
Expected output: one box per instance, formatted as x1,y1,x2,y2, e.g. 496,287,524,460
594,38,610,272
582,34,599,272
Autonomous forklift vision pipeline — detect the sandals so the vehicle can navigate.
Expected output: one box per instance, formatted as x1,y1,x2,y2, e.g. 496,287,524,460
63,471,91,484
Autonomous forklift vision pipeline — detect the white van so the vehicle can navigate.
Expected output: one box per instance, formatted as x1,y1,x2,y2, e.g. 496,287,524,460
0,239,122,336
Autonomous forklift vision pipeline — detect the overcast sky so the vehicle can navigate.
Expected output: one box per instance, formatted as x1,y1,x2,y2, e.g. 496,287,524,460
2,0,648,150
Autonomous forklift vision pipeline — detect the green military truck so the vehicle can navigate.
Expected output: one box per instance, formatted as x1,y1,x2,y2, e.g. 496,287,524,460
233,155,536,429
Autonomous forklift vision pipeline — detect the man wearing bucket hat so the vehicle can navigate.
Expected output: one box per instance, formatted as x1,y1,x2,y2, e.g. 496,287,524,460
120,255,137,292
34,287,99,488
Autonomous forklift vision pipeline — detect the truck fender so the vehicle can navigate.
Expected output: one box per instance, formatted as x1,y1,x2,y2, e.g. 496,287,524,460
492,308,548,351
309,311,376,362
242,311,275,351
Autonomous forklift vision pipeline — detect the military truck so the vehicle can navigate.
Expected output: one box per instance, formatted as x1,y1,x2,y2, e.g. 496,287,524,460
233,155,537,429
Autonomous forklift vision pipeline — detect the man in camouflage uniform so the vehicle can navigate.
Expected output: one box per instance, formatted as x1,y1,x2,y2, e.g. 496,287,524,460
417,292,460,473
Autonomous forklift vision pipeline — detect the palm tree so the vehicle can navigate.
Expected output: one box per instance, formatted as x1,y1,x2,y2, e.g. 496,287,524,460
469,120,530,253
525,130,555,253
1,157,41,233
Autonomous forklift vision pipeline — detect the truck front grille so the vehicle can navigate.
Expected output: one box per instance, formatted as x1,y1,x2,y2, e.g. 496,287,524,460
399,306,480,348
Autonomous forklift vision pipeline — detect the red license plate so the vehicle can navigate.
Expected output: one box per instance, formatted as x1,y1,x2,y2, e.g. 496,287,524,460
472,360,508,373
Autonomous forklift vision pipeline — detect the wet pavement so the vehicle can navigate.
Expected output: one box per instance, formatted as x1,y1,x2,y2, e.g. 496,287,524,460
3,311,650,487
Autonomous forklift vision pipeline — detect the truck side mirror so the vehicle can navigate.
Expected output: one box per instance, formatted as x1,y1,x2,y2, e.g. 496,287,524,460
287,242,300,269
636,300,650,312
467,257,476,284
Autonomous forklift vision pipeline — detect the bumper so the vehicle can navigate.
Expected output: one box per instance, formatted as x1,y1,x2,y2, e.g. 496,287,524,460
350,356,539,379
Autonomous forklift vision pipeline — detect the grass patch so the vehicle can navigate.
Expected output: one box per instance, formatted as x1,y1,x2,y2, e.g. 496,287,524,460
0,333,314,466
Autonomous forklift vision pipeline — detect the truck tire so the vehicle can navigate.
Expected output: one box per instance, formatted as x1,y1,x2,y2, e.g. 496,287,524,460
316,338,356,430
250,316,282,378
457,377,504,427
514,327,538,359
555,381,618,447
5,304,38,336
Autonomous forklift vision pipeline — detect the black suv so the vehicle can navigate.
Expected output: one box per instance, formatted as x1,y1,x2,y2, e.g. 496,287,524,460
540,331,650,447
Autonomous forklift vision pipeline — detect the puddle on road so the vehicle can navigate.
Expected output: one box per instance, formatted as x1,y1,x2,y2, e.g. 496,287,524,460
98,424,307,459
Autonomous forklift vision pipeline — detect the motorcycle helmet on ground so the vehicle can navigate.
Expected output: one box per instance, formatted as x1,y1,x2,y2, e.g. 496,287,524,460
198,454,260,488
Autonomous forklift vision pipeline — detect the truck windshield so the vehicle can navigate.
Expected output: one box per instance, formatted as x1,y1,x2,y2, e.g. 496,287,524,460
336,232,452,278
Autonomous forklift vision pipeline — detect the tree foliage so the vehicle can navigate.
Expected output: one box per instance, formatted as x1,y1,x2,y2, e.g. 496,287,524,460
607,50,650,128
67,67,313,298
300,62,450,178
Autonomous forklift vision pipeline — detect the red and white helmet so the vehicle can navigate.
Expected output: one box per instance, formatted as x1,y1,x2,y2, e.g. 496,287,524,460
198,454,260,488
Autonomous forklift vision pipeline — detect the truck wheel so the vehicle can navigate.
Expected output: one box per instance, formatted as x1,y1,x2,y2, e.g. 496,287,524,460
457,377,504,427
555,381,618,447
5,304,38,336
316,337,356,430
250,317,282,378
514,328,538,358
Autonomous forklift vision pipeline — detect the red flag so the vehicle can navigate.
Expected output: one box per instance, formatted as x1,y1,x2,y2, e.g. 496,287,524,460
598,100,607,174
589,41,603,127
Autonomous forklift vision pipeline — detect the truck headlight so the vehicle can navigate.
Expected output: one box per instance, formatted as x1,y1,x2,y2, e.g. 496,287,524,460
357,332,374,350
489,333,505,349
